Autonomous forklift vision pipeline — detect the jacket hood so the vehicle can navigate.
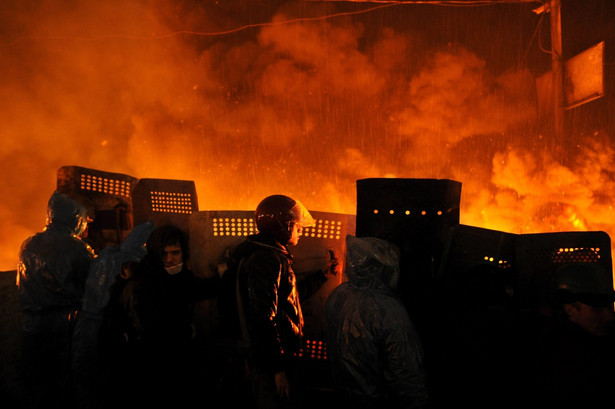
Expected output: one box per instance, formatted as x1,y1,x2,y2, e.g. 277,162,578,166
345,235,400,290
45,191,88,235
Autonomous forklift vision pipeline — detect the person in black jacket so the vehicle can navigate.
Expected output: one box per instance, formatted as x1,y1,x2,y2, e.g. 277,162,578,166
110,224,221,407
234,194,339,409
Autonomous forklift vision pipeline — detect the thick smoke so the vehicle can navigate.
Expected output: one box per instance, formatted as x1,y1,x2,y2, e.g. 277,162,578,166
1,0,613,270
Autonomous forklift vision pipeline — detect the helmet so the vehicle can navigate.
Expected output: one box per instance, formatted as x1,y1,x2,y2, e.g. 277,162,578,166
255,195,315,243
553,263,615,307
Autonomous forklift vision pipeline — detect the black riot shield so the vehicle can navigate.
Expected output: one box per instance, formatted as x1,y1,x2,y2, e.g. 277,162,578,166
57,165,138,253
131,177,198,237
356,178,462,339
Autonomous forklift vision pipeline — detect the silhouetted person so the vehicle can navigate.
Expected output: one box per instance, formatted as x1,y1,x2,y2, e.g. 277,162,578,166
71,221,154,409
111,224,221,407
234,194,339,409
325,235,429,409
534,262,615,408
17,191,96,409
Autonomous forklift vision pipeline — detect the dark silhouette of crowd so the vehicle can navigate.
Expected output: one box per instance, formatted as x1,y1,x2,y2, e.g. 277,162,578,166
14,191,615,409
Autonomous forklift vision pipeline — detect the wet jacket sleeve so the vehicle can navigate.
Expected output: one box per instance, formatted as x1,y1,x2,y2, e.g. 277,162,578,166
241,249,286,374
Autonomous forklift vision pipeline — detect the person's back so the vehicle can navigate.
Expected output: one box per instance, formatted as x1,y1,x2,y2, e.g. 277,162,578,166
325,235,429,409
326,281,426,408
17,191,95,409
18,225,94,314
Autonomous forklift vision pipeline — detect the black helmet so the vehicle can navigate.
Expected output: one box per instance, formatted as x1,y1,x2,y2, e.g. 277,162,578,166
553,263,615,307
255,194,315,243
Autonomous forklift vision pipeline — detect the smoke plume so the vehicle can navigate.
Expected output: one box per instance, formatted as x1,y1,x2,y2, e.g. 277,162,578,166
1,0,613,271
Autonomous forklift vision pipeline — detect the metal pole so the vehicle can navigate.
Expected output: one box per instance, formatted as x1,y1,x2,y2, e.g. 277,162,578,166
550,0,564,140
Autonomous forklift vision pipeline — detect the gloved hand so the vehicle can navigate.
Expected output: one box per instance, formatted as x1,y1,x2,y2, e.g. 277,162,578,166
215,248,231,278
324,249,341,278
275,370,291,400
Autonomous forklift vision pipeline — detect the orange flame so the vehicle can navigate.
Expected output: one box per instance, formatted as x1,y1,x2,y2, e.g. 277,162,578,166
1,1,613,273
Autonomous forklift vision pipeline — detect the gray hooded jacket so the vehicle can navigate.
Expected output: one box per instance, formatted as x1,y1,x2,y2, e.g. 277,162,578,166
325,235,429,409
17,191,95,317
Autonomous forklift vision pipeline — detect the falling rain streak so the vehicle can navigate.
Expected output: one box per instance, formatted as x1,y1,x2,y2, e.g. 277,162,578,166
0,0,614,270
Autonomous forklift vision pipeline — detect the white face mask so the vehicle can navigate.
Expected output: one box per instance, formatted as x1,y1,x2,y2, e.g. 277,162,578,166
165,263,183,275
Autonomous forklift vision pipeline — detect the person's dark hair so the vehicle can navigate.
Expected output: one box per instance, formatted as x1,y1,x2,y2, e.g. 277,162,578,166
146,225,189,267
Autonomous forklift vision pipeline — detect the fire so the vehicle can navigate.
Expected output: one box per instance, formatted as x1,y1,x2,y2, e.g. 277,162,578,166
1,1,613,272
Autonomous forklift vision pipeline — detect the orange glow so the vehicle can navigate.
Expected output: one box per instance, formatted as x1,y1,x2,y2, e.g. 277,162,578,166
1,1,614,273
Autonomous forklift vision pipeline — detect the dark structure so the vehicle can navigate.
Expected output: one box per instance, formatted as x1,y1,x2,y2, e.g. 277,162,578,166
439,225,612,318
355,178,463,344
131,177,198,237
57,166,197,253
57,166,137,253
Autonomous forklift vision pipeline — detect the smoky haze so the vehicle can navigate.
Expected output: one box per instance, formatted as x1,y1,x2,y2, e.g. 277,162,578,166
1,0,614,271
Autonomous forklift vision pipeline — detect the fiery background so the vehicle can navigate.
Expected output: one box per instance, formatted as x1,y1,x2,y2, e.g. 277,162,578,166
1,0,614,271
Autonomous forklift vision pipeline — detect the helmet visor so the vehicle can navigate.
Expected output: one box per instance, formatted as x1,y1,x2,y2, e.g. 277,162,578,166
289,200,315,228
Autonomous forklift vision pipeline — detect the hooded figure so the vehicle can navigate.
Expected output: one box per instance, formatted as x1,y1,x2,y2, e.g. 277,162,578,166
71,221,155,409
325,235,429,409
17,191,94,314
17,191,96,409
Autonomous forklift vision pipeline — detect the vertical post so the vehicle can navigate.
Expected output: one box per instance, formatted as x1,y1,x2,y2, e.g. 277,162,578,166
550,0,564,140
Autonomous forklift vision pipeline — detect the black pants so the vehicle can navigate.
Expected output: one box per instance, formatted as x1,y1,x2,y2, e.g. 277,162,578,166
21,311,77,409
